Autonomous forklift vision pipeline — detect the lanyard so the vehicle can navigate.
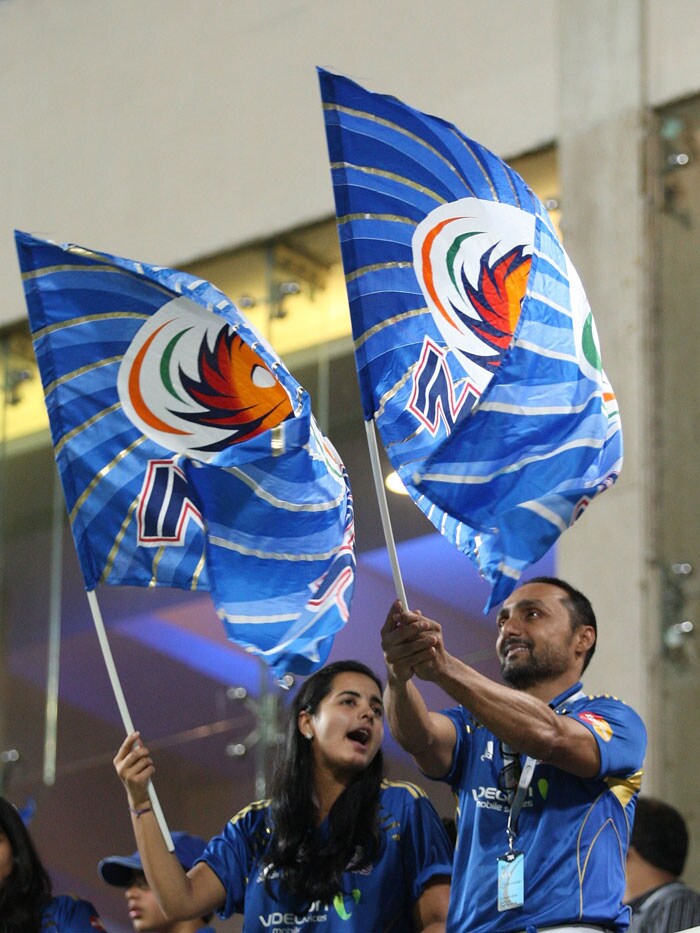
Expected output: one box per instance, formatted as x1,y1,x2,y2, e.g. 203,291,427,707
505,755,537,852
504,685,586,853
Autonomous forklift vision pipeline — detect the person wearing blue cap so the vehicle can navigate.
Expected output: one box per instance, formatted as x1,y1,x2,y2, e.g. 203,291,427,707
98,832,214,933
113,660,451,930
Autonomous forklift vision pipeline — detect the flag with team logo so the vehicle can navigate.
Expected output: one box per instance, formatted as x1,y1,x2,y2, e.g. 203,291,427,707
15,230,355,674
319,68,622,609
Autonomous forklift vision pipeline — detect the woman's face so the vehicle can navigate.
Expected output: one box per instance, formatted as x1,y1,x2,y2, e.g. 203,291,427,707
299,671,384,780
0,829,14,888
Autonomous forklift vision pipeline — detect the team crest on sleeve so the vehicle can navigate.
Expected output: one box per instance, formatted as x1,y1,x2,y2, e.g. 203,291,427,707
578,711,613,742
117,297,293,461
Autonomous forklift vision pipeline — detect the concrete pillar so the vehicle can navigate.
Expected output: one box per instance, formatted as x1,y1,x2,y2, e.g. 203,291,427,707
556,1,659,783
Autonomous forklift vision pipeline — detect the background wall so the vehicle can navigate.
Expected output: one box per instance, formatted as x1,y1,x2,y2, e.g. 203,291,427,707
1,0,559,325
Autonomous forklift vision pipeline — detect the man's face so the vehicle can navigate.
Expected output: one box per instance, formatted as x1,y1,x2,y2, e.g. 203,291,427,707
495,582,588,689
124,872,169,933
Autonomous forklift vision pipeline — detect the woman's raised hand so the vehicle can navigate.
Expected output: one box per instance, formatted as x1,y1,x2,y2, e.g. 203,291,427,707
114,731,155,809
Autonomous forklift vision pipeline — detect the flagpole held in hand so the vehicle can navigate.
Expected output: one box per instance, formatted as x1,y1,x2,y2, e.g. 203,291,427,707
86,589,174,852
364,420,409,609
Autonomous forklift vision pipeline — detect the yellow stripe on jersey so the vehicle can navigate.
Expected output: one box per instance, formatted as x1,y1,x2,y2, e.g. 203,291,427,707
605,769,644,808
381,778,427,800
229,799,271,827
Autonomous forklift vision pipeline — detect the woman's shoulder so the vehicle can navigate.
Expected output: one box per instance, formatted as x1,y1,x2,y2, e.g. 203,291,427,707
380,778,432,801
378,777,436,820
229,797,272,828
377,781,451,852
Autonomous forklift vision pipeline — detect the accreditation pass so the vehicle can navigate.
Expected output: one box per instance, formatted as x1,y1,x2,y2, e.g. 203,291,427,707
497,851,524,911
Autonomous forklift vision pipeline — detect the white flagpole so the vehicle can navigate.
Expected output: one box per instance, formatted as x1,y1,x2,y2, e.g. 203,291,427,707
86,589,174,852
364,419,409,609
42,473,64,786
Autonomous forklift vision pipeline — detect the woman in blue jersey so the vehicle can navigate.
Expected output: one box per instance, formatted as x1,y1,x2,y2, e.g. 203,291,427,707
114,660,452,931
0,796,107,932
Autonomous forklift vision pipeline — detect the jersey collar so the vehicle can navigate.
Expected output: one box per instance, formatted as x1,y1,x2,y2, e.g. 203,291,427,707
549,680,584,712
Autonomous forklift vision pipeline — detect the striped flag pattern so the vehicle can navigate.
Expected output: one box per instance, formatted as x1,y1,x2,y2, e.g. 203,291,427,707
319,69,622,608
16,230,355,674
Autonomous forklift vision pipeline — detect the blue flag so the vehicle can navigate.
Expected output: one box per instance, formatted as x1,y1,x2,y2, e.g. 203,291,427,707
16,230,355,674
319,69,622,609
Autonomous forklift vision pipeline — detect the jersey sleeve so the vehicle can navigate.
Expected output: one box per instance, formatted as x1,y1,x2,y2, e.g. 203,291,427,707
436,705,470,786
392,784,453,902
571,695,647,779
195,801,268,919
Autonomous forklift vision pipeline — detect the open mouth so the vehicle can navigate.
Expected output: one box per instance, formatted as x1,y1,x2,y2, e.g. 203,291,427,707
347,728,371,746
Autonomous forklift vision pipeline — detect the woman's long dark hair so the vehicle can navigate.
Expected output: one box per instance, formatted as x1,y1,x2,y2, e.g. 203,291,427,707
0,796,52,933
263,660,384,905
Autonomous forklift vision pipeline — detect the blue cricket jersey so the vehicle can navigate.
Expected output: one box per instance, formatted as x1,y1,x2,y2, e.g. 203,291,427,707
197,779,453,930
439,682,646,933
41,894,107,931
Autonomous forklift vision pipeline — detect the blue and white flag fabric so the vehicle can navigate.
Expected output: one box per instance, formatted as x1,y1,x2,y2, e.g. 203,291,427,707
319,69,622,609
15,230,355,674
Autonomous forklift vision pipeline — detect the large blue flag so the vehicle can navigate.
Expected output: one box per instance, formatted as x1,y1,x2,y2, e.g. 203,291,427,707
319,69,622,609
16,230,355,674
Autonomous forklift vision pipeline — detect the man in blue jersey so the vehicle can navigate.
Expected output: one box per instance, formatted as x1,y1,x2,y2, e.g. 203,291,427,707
381,576,647,933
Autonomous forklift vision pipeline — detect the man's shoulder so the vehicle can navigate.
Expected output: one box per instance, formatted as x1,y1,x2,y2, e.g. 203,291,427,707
649,880,700,904
635,880,700,926
569,689,647,764
575,688,638,708
572,689,646,727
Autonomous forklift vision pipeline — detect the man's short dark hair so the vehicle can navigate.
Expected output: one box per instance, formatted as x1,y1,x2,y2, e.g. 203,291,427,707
526,575,597,671
631,797,689,877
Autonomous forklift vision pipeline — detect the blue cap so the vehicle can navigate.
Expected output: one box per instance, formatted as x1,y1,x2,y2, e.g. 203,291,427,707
98,831,207,887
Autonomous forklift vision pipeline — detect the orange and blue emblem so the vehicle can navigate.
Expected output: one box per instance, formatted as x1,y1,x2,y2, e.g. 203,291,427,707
578,711,613,742
118,297,293,458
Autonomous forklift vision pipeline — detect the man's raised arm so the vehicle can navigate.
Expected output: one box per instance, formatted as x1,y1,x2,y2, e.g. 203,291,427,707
381,600,457,778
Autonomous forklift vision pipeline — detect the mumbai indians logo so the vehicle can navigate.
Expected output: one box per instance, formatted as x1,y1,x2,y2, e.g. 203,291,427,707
408,337,480,436
136,458,203,546
413,199,534,380
410,199,534,433
118,297,293,462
